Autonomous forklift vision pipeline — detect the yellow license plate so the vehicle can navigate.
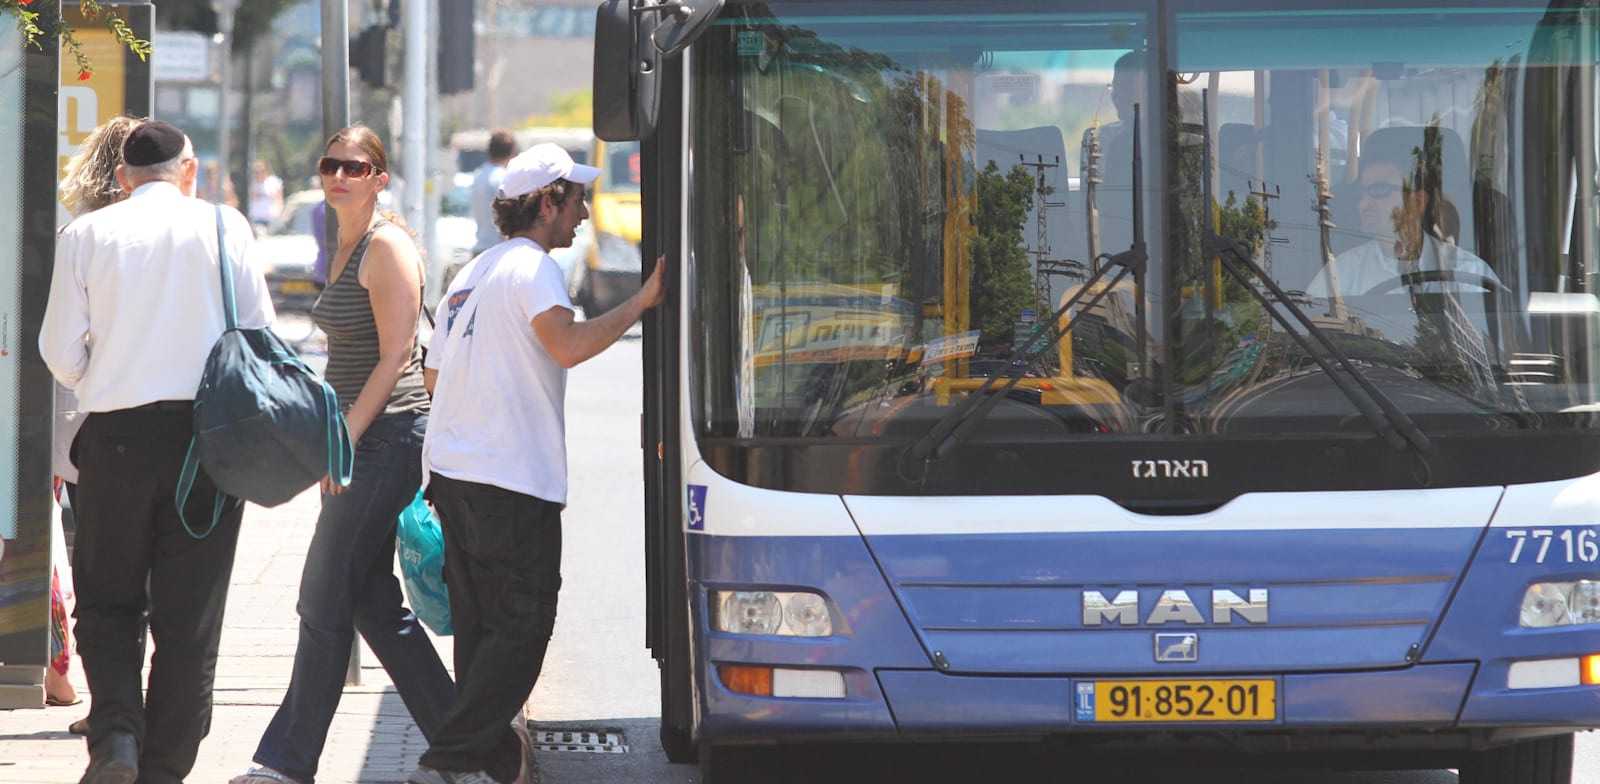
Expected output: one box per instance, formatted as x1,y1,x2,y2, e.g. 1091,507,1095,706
1085,679,1276,722
281,280,318,294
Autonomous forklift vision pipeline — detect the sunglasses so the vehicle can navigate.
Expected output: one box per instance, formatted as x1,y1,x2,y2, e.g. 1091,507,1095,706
1360,181,1401,200
318,157,381,178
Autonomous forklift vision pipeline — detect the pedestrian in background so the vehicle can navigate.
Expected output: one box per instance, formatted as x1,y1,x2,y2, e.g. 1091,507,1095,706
200,159,239,208
411,144,665,784
41,120,273,784
249,159,284,231
231,124,455,784
48,112,142,729
469,130,517,258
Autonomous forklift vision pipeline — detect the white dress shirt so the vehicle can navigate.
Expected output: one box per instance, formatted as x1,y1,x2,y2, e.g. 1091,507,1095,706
40,181,274,413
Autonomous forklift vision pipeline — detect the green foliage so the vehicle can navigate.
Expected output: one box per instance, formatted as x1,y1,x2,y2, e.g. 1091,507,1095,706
970,161,1037,350
6,0,151,79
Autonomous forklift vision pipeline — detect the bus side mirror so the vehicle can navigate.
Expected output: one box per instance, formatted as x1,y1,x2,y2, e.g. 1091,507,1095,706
594,0,724,142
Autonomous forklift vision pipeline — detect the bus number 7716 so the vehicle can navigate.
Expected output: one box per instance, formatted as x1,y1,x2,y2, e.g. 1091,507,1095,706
1506,529,1600,565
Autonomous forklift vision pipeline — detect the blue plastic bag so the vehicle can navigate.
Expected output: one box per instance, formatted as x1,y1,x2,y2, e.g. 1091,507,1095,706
396,489,452,636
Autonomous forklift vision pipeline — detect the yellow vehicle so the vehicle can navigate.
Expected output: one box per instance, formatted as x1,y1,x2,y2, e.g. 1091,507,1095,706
574,139,643,315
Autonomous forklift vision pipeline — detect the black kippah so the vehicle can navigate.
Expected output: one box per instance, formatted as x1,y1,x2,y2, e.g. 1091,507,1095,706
122,121,186,167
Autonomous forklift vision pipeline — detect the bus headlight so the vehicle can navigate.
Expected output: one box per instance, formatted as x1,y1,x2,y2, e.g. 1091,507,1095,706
1519,581,1600,627
783,592,833,637
716,591,835,637
1572,582,1600,624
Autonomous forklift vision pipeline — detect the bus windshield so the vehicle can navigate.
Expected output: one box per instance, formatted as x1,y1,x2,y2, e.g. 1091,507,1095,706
688,1,1600,451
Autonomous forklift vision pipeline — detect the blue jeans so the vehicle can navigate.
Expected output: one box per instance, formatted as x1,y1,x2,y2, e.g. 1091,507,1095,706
253,412,455,783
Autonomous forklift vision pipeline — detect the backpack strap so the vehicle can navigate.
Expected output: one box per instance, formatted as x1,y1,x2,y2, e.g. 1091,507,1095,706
174,205,236,538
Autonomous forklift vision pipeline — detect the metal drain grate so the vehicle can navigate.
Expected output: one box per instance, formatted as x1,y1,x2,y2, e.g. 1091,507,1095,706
530,729,629,753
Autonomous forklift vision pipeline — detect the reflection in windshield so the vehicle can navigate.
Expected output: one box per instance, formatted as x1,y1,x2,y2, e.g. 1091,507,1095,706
689,1,1600,446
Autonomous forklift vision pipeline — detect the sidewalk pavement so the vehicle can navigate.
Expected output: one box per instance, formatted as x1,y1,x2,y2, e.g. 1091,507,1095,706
0,485,473,784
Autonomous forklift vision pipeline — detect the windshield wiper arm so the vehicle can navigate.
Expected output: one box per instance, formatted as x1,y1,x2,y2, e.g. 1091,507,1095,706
910,106,1151,463
1206,234,1429,453
1197,92,1429,455
907,242,1145,462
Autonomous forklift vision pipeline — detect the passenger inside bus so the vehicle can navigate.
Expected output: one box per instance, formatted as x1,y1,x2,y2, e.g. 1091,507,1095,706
1079,50,1148,258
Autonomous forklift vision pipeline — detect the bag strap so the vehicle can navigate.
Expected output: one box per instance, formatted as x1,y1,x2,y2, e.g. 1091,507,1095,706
174,206,236,539
217,205,238,330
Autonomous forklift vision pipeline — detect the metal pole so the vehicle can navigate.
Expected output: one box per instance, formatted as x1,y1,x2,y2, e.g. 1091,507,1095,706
424,0,442,306
212,0,239,206
402,0,427,234
320,0,358,687
320,0,351,164
321,0,350,289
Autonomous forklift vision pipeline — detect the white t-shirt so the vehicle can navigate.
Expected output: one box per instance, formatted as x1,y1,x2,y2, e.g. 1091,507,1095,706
423,238,573,504
1306,235,1498,299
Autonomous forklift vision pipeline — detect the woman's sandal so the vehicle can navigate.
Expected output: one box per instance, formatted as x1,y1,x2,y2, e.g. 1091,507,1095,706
228,767,305,784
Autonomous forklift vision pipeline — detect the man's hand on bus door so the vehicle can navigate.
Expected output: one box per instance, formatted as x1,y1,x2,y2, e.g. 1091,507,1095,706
640,254,667,309
532,255,668,368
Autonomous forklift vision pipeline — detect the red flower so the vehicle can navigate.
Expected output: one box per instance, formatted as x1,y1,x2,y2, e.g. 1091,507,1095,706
18,0,34,5
77,71,91,81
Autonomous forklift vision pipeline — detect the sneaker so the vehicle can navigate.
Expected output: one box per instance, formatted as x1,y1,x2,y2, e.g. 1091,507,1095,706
406,766,503,784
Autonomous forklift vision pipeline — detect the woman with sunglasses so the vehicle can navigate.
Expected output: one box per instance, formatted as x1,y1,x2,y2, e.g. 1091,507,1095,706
233,124,455,784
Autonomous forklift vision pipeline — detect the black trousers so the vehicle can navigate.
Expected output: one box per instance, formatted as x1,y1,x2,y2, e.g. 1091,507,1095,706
420,473,563,783
71,403,244,784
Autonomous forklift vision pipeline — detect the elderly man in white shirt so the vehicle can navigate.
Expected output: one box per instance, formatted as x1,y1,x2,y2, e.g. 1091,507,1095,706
40,120,274,784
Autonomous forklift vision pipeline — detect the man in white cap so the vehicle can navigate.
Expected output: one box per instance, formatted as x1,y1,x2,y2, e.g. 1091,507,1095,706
411,143,665,784
41,120,273,784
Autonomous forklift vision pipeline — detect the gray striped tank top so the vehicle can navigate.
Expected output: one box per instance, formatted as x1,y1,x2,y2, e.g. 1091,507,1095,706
310,220,430,415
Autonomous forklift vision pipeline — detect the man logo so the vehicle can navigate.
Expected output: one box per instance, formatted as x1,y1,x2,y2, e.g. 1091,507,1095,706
1155,633,1199,663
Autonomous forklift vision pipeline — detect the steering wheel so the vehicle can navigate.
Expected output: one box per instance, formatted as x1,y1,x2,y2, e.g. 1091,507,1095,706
1361,269,1510,296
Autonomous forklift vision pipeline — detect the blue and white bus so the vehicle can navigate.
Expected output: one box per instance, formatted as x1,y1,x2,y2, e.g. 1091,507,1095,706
595,1,1600,781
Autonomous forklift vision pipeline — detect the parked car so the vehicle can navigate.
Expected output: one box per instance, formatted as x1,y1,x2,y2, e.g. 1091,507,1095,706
254,190,324,313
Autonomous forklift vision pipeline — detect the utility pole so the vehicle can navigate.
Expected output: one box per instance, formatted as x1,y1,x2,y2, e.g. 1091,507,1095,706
402,0,427,235
1083,127,1102,271
1249,179,1287,279
320,0,354,685
1307,152,1344,320
211,0,240,204
1017,154,1076,315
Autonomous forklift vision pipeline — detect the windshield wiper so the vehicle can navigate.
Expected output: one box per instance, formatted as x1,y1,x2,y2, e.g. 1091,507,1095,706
1197,94,1430,456
909,108,1149,463
907,244,1145,462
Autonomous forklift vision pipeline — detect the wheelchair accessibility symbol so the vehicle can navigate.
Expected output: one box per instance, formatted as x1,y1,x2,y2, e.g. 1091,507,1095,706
686,484,707,531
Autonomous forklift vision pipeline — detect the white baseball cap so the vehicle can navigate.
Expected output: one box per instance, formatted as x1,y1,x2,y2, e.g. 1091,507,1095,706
497,143,601,199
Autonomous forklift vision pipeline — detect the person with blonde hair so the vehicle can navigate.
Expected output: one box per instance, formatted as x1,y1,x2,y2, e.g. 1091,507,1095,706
59,114,139,216
47,113,140,725
232,124,455,784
